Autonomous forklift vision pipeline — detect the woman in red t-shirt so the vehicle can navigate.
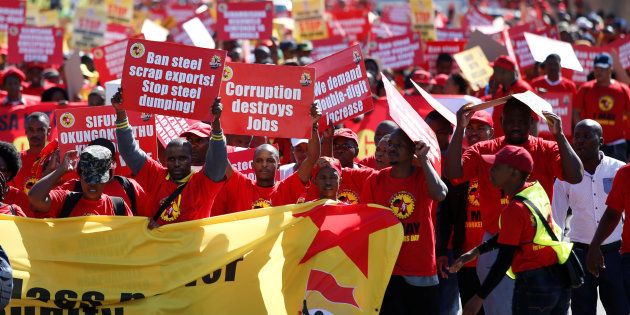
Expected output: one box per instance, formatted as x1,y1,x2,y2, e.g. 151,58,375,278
0,141,26,217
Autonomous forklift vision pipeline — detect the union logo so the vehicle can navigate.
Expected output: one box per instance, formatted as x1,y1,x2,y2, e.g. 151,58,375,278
141,113,152,121
252,198,272,209
352,50,362,64
389,191,415,220
217,3,227,13
337,189,359,205
467,181,480,207
129,42,145,59
300,72,312,86
598,95,614,112
210,55,222,69
222,65,233,81
59,112,75,128
9,26,18,37
93,48,103,59
159,198,180,222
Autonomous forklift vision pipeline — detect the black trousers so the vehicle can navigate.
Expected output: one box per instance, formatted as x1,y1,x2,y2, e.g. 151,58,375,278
380,275,439,315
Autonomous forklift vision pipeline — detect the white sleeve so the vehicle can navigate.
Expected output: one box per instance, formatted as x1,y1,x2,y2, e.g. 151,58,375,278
551,179,570,240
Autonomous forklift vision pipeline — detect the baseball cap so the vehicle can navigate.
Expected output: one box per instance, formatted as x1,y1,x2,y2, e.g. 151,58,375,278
557,21,570,33
279,40,297,51
492,55,517,72
180,121,211,138
1,67,25,85
469,110,493,128
593,52,613,69
481,145,533,174
434,74,449,86
576,17,593,30
291,138,308,147
78,145,113,184
312,156,342,179
333,128,359,145
297,41,313,52
412,69,435,85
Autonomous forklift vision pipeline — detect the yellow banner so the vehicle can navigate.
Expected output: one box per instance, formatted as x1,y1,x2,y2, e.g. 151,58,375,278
295,18,330,41
293,0,324,20
1,201,402,314
410,0,436,41
105,0,133,25
72,6,107,51
453,46,494,91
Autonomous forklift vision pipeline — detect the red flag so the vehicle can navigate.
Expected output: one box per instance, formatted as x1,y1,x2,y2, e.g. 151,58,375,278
306,269,359,308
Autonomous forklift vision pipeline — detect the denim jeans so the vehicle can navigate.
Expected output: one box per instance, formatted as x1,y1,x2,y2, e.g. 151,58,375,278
621,254,630,306
0,245,12,309
513,265,570,315
438,251,460,315
571,244,628,315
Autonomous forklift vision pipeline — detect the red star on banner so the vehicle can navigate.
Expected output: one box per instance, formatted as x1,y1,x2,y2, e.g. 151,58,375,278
295,203,401,276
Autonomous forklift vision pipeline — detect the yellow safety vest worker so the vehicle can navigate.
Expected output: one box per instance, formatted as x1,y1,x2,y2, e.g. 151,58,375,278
499,181,573,278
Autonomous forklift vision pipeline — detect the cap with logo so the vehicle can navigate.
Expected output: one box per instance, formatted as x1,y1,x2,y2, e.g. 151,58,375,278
593,52,613,69
78,145,113,184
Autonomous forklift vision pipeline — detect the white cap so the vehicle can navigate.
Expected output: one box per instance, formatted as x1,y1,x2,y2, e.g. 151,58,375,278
576,17,593,30
291,138,308,147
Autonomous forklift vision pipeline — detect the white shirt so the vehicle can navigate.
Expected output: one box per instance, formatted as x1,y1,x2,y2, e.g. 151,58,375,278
552,154,625,245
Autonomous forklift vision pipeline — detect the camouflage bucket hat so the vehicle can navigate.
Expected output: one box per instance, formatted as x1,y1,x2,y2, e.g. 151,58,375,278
78,145,112,184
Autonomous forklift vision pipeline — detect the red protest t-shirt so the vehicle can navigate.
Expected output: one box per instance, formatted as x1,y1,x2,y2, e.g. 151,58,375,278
575,80,630,143
44,189,133,218
530,76,577,96
492,79,534,137
498,184,558,273
5,186,33,217
361,167,436,276
358,155,377,169
305,167,376,204
459,136,564,234
134,158,224,224
0,203,25,216
605,164,630,254
213,170,307,215
59,177,148,216
12,150,39,193
462,179,485,267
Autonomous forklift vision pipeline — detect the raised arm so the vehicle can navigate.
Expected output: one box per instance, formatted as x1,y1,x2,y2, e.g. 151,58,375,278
112,89,147,175
415,140,448,201
28,151,77,212
205,98,228,182
445,106,474,180
296,102,322,184
543,111,583,184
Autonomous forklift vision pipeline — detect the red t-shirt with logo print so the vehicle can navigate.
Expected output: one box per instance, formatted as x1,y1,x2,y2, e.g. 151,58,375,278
458,136,564,235
59,177,148,216
44,189,133,217
575,80,630,143
305,167,376,204
497,183,558,273
462,179,485,267
0,203,25,216
361,166,436,277
134,158,224,224
212,170,306,215
605,164,630,254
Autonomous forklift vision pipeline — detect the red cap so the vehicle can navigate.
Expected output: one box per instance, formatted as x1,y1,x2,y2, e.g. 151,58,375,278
1,67,25,85
492,55,517,72
412,69,435,85
469,110,493,128
333,128,359,145
312,156,342,179
180,121,211,138
434,74,449,86
481,145,533,174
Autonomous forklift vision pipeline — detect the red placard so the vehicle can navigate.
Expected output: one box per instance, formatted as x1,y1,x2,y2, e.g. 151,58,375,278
436,28,466,41
311,45,373,127
216,1,273,40
154,114,199,146
462,6,493,34
537,92,573,136
228,148,256,180
165,2,197,23
367,34,423,71
572,45,608,84
611,37,630,70
55,106,157,172
311,36,350,61
170,10,215,46
93,36,137,83
104,23,134,45
121,38,226,120
328,10,370,42
381,3,410,25
7,24,63,65
219,62,315,138
422,40,466,74
509,24,557,71
0,1,25,34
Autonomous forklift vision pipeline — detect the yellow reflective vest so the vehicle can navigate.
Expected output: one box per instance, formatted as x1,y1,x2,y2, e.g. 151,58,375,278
499,181,573,278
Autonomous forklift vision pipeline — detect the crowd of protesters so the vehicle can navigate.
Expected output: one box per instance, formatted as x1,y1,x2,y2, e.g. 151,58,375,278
1,0,630,314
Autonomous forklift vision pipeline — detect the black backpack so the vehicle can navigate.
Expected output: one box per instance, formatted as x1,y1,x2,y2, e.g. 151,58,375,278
72,175,137,215
58,192,126,218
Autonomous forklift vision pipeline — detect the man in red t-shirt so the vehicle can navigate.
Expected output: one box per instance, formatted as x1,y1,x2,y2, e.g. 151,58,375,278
180,121,211,168
12,112,51,193
212,103,321,214
575,52,630,162
490,55,534,137
361,128,448,314
445,97,583,314
113,91,227,227
587,163,630,303
452,145,570,315
358,120,397,169
28,146,132,217
531,54,577,97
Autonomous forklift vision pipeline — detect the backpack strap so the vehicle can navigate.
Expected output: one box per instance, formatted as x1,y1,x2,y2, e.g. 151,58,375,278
8,205,15,216
152,182,188,222
114,176,137,216
513,195,558,242
58,192,83,218
108,196,127,216
72,180,81,192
